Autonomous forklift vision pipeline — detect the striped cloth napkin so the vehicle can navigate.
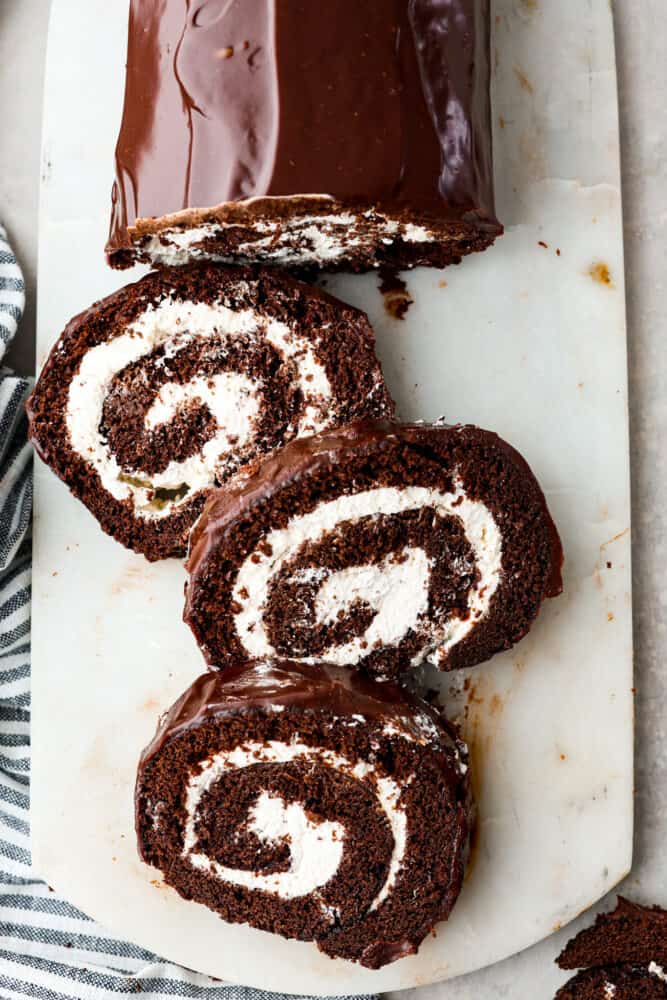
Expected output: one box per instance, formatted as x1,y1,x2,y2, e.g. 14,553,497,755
0,223,369,1000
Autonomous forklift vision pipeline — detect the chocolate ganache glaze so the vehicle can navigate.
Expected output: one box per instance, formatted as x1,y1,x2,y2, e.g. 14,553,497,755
107,0,502,271
139,658,463,768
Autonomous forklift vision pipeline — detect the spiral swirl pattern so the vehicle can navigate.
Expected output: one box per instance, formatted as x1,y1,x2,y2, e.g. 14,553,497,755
67,297,331,520
186,420,563,677
136,661,472,968
181,740,407,911
233,483,502,675
27,264,392,559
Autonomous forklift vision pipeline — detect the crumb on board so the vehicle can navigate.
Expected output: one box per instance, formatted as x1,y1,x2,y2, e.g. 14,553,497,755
379,267,414,320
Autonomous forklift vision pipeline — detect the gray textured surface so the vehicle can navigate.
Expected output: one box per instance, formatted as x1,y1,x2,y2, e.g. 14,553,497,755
1,1,665,996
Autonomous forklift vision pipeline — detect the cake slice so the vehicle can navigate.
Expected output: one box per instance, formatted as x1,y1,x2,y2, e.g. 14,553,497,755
556,964,667,999
106,0,502,271
558,899,667,971
135,658,472,968
185,420,563,679
26,264,393,561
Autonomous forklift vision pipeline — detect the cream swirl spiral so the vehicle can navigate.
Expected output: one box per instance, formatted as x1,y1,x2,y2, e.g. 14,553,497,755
232,484,502,673
27,264,392,560
185,420,563,677
136,661,472,968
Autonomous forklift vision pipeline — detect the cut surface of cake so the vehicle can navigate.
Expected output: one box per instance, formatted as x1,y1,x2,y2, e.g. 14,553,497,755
26,264,392,561
555,898,667,1000
556,964,667,999
106,0,502,271
135,658,472,968
185,420,563,679
558,898,667,971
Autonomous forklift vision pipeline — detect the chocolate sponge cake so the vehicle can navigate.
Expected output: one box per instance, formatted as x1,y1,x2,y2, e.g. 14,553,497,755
555,898,667,1000
26,264,392,561
106,0,502,272
558,899,667,971
185,420,563,679
556,965,667,999
135,659,472,968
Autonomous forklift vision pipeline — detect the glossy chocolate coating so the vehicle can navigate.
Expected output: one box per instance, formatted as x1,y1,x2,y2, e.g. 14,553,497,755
186,419,564,604
108,0,499,254
139,658,458,770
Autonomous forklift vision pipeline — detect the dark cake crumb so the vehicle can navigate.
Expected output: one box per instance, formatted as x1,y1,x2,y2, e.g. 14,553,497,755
555,898,667,999
558,898,667,970
379,267,414,321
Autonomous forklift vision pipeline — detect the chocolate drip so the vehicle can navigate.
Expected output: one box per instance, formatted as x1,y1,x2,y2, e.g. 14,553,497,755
140,657,458,768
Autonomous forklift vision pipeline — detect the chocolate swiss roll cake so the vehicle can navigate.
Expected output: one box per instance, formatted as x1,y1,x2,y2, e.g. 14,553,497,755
135,659,472,968
106,0,502,272
26,264,392,561
185,420,563,680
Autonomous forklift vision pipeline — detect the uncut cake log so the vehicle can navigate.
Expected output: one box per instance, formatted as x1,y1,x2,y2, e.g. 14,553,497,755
135,659,472,968
106,0,502,271
185,420,563,680
26,264,392,561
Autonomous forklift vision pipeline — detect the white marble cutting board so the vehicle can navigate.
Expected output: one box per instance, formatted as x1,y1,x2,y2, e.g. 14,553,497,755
31,0,632,994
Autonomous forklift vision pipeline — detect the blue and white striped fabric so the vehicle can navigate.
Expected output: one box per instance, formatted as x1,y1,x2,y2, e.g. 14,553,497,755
0,224,369,1000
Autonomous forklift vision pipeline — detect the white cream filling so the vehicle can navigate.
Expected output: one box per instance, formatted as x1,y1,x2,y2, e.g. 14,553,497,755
650,963,667,983
181,740,408,910
66,298,331,519
314,547,432,665
232,483,502,666
139,213,436,268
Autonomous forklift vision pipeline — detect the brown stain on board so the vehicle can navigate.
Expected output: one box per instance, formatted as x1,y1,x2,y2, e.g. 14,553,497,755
489,694,504,717
589,261,614,287
111,562,152,597
600,527,630,551
514,65,534,93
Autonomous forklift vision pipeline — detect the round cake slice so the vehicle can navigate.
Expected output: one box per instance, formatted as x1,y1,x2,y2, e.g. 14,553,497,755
26,263,393,561
185,420,563,680
135,659,472,968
